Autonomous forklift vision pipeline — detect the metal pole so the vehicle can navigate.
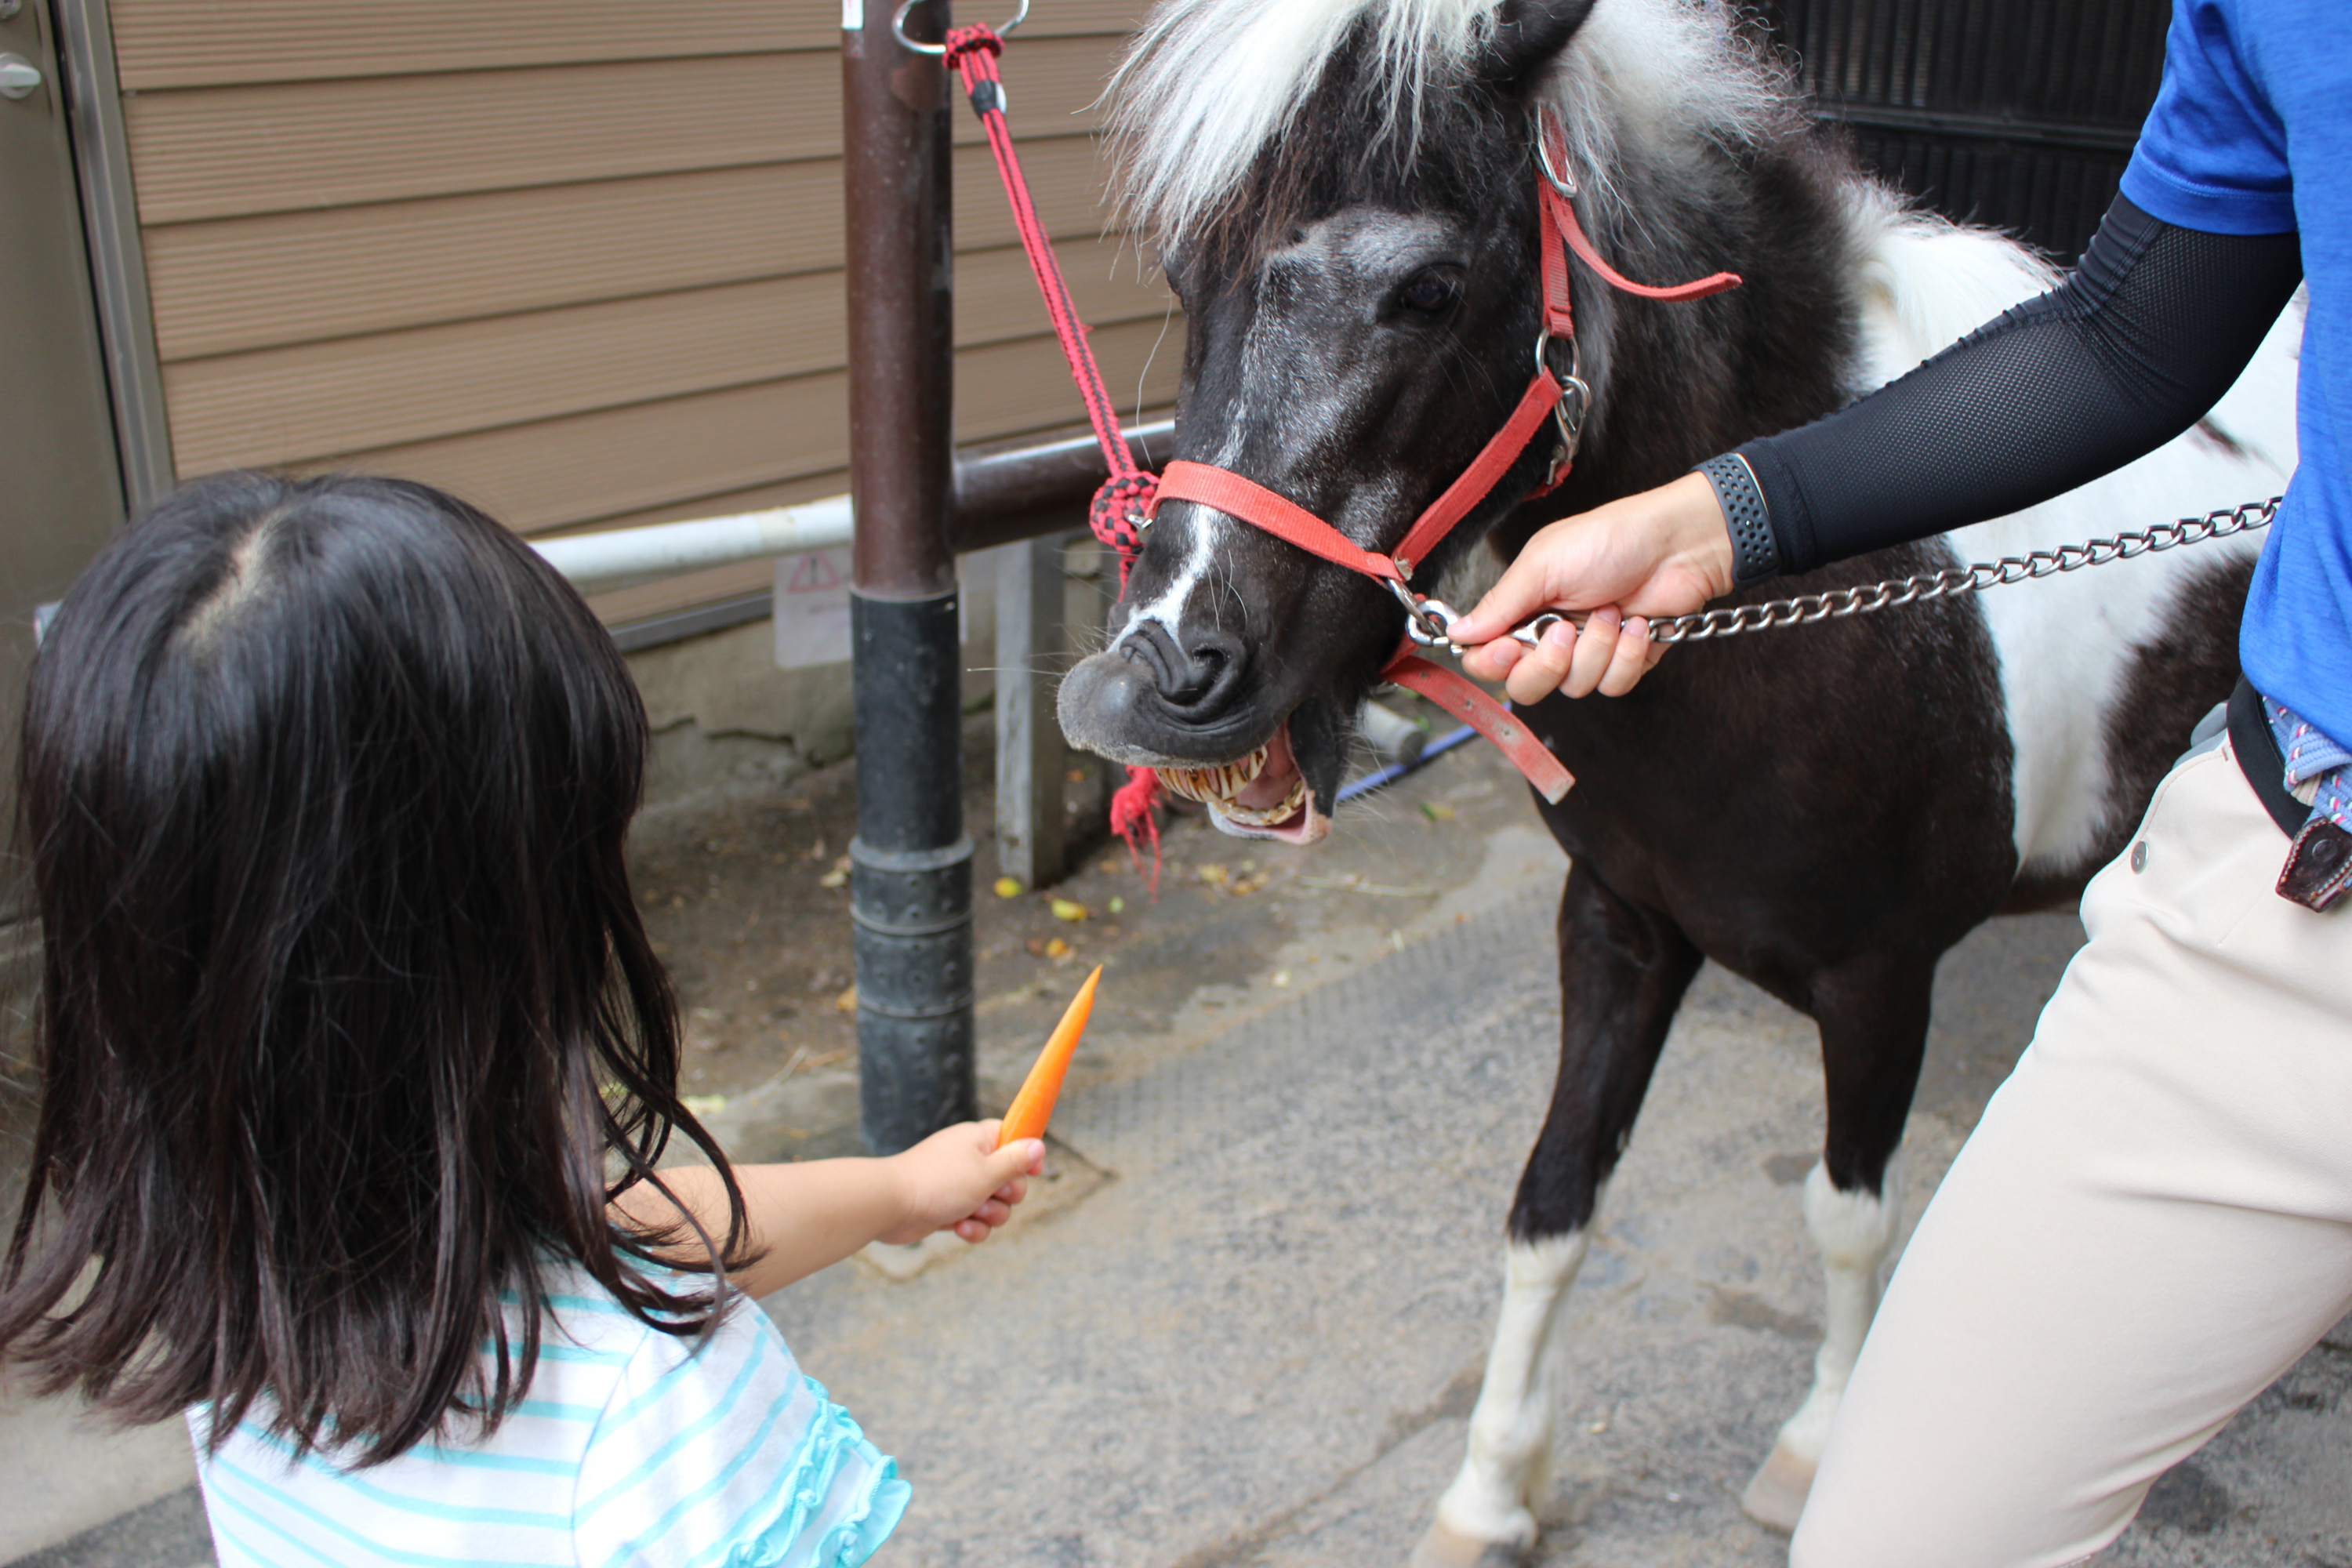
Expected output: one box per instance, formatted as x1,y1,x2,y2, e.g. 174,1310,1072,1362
842,0,975,1155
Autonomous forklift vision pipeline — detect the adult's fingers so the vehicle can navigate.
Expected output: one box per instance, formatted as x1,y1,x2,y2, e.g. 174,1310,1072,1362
1449,548,1563,647
1596,617,1660,696
1502,619,1578,707
1560,608,1621,697
1460,635,1526,684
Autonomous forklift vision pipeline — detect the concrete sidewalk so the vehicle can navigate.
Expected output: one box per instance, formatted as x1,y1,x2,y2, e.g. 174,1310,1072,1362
753,873,2352,1567
9,756,2349,1566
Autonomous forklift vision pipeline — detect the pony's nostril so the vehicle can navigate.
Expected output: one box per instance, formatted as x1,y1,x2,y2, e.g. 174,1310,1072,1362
1120,622,1250,716
1176,644,1226,702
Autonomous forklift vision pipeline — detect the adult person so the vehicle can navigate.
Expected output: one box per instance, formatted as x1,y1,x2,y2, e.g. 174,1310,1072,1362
1446,2,2348,1562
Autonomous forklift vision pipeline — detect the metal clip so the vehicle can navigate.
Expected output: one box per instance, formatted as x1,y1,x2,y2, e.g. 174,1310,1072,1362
1385,579,1455,647
1388,578,1578,655
1552,372,1590,464
1534,111,1579,198
891,0,1029,53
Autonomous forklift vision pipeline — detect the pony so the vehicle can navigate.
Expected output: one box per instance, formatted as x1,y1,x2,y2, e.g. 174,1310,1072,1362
1055,0,2301,1560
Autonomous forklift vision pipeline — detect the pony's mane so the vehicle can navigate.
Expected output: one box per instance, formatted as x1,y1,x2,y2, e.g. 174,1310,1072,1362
1107,0,1793,249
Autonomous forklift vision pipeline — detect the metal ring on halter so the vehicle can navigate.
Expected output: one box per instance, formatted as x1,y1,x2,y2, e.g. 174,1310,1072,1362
890,0,1029,53
1534,327,1582,388
1534,114,1579,197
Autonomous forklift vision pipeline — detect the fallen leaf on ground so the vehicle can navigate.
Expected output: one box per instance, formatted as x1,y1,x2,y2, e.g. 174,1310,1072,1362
993,876,1024,898
1420,801,1457,822
1107,896,1125,914
1044,937,1072,960
1271,971,1291,988
681,1094,728,1116
834,985,858,1012
1050,898,1089,922
818,854,851,888
1197,863,1229,885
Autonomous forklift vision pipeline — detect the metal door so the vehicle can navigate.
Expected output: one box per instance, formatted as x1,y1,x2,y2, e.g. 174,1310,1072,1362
2,0,125,909
1764,0,2171,260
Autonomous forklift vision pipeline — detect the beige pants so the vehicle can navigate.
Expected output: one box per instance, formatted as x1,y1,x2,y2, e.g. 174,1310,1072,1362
1791,735,2352,1568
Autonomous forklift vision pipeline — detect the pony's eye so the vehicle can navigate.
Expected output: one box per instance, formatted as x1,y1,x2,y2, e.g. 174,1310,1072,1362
1396,269,1461,318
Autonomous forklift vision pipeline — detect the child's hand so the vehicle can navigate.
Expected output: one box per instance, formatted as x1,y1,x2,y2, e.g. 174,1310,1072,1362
881,1120,1045,1245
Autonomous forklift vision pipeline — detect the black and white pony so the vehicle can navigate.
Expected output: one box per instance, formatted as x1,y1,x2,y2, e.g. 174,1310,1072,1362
1057,0,2299,1560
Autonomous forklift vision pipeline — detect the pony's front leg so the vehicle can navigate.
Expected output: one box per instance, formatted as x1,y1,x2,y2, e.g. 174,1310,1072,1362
1415,864,1700,1568
1740,953,1930,1532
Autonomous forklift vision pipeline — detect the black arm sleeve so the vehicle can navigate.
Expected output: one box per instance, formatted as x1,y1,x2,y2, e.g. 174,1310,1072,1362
1730,196,2303,577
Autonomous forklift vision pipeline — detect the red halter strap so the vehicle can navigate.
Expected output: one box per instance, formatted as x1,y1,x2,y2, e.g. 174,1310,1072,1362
946,32,1742,829
1144,113,1740,805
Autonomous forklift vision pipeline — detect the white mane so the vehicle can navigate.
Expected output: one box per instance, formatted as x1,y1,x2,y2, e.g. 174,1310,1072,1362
1106,0,1789,246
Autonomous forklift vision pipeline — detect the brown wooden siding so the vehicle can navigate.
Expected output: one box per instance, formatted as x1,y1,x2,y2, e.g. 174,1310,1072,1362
111,1,1177,619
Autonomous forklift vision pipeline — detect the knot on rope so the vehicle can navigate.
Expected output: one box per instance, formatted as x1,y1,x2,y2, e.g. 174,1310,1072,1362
1107,765,1163,898
1090,472,1156,586
942,24,1004,67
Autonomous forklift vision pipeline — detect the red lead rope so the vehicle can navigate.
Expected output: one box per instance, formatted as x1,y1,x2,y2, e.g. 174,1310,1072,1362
945,28,1157,579
942,26,1167,877
942,28,1738,868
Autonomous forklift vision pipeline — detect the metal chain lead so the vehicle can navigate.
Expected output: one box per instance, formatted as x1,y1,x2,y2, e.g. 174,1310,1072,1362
1642,495,2283,644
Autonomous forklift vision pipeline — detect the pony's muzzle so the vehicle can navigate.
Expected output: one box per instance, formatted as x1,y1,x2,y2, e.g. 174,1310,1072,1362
1056,634,1263,768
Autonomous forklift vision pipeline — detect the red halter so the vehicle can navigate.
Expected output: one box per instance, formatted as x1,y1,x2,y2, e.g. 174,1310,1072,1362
1146,112,1741,805
941,22,1737,854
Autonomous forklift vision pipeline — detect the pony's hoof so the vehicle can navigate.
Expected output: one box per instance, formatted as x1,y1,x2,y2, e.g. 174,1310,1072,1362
1409,1519,1533,1568
1740,1442,1818,1532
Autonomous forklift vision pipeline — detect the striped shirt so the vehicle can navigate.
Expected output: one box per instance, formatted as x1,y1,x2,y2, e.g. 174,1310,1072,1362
187,1269,908,1568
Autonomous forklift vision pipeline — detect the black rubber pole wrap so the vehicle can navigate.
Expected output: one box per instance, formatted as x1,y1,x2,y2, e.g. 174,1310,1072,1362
849,593,977,1152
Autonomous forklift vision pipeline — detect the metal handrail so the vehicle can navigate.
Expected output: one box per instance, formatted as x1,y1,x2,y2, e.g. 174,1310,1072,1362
532,419,1175,588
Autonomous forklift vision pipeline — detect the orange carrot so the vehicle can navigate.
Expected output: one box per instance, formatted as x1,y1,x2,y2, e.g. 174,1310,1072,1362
996,964,1101,1149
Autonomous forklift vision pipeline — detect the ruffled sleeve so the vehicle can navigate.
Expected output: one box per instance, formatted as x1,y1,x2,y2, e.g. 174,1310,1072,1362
571,1303,909,1568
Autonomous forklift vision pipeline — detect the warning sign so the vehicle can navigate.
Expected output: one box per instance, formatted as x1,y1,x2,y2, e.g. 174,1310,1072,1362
773,548,854,670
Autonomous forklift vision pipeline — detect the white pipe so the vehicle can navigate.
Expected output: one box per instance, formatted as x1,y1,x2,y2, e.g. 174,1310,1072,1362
532,494,855,588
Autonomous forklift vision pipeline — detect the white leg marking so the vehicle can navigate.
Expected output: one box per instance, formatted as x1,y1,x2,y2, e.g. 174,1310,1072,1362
1742,1161,1900,1530
1431,1221,1597,1555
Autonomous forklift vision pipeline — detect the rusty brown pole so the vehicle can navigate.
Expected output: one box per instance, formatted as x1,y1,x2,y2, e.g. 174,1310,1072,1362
842,0,975,1155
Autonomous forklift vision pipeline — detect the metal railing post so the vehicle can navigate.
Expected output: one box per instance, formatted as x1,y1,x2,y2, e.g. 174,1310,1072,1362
841,0,975,1155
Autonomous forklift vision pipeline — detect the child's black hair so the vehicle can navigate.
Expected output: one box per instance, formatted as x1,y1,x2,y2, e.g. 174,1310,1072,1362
2,472,750,1465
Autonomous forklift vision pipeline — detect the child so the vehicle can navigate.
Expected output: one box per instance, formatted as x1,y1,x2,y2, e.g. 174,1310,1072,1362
0,473,1043,1566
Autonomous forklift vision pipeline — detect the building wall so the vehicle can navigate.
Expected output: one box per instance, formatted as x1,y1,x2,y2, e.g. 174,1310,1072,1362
108,0,1183,628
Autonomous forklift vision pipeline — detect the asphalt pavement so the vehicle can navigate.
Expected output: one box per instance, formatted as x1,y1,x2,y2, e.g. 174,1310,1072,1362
10,749,2349,1567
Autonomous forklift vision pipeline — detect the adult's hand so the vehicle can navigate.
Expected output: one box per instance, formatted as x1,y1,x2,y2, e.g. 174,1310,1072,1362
1450,471,1737,702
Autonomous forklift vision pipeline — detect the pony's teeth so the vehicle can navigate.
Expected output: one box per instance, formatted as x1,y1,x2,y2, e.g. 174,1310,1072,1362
1215,775,1308,828
1156,746,1272,807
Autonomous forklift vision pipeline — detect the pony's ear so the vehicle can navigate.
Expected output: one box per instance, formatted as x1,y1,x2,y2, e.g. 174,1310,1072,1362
1474,0,1598,90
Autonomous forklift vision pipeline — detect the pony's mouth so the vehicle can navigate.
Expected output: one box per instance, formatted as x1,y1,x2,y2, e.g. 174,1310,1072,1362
1154,723,1330,845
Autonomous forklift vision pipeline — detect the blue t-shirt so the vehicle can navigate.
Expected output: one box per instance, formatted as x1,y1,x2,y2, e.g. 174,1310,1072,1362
2119,0,2351,749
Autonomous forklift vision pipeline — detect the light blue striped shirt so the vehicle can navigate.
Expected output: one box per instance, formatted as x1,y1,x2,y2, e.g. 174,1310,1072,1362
187,1269,906,1568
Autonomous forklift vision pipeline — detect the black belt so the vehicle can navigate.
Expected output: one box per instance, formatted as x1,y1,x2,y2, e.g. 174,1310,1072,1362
2227,675,2310,838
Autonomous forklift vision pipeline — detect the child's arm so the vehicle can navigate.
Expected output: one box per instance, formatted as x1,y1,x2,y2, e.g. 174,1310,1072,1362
616,1122,1045,1299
